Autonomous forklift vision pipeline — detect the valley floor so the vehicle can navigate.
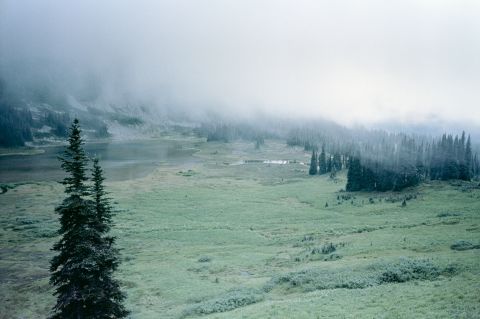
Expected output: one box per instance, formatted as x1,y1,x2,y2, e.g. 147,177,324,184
1,138,479,318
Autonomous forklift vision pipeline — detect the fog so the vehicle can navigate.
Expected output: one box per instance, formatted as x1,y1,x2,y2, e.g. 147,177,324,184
1,0,480,126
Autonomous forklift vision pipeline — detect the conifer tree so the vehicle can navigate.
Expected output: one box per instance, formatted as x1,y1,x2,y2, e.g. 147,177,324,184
309,150,318,175
333,153,342,171
416,143,425,177
50,119,96,318
318,144,327,174
91,158,128,318
326,155,332,173
442,135,459,180
464,135,473,180
346,156,362,191
50,119,128,319
330,165,337,179
473,153,480,178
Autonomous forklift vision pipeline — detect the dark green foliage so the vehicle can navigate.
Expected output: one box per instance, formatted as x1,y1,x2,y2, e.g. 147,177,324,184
58,119,90,196
359,136,421,191
0,104,33,147
308,150,318,175
0,183,16,194
326,155,332,172
332,153,342,171
92,158,113,233
318,144,327,174
311,242,336,254
44,110,70,137
430,132,472,181
450,240,480,251
462,135,472,180
346,132,477,192
473,153,480,179
346,157,362,191
321,242,336,254
50,119,127,319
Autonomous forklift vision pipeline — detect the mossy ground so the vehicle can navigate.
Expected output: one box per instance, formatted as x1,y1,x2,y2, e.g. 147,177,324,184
1,139,479,318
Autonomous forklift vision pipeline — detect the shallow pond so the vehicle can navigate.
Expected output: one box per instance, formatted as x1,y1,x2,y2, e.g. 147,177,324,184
0,139,198,183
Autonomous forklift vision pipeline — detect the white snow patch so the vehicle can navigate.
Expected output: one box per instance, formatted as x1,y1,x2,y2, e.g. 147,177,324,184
37,125,52,133
263,160,288,165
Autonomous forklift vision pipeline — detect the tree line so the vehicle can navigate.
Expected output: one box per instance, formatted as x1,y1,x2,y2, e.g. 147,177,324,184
0,104,33,147
195,122,270,148
308,132,479,191
346,132,479,191
309,144,346,178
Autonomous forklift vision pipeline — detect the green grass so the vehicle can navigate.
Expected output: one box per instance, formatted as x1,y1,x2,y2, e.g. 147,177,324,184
1,139,479,318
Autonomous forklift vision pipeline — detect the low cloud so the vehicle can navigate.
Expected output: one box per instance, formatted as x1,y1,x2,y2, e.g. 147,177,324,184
1,0,479,126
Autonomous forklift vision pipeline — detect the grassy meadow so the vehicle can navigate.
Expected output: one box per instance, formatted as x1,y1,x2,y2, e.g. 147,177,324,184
1,138,479,318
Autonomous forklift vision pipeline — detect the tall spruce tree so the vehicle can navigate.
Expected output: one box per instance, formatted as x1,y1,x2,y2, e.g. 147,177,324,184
332,153,342,171
50,119,127,318
346,156,362,191
473,153,479,178
309,150,318,175
91,158,128,318
464,135,472,180
319,144,327,174
326,155,332,173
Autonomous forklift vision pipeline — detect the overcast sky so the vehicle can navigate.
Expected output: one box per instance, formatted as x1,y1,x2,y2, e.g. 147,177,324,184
1,0,479,126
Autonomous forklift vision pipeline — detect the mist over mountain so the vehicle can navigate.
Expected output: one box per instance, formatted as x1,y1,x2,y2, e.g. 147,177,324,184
1,0,479,143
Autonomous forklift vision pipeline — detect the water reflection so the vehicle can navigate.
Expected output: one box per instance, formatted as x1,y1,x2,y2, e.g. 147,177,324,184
0,140,197,183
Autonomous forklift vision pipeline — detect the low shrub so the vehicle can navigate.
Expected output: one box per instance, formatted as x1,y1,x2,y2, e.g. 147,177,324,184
15,217,38,225
378,258,440,283
450,240,480,251
198,256,212,263
265,258,457,293
178,170,197,177
302,235,315,242
182,288,264,317
0,184,13,194
264,267,377,293
321,243,336,254
437,212,462,218
311,242,340,255
324,253,342,261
